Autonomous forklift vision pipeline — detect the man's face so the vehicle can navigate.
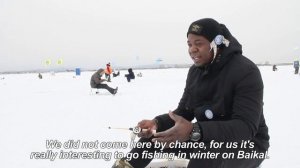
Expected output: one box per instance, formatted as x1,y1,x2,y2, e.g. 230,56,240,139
187,34,213,67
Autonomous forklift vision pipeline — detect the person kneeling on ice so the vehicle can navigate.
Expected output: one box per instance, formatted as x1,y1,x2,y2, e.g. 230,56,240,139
90,68,118,95
125,68,135,82
112,18,269,168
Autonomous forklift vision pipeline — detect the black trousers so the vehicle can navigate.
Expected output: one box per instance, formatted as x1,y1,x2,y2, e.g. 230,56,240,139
93,84,114,94
127,138,266,168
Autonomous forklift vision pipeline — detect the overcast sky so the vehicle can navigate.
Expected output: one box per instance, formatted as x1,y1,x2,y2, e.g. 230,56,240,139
0,0,299,72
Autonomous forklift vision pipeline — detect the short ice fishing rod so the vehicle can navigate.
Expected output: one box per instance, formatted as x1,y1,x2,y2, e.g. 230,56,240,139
108,126,156,134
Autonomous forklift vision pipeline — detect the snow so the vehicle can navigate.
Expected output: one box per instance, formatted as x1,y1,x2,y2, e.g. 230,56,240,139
0,66,299,168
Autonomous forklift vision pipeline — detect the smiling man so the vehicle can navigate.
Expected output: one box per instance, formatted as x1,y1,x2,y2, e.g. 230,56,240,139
112,18,270,168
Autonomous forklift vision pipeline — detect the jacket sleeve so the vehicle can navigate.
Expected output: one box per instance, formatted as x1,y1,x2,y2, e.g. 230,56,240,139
199,67,264,142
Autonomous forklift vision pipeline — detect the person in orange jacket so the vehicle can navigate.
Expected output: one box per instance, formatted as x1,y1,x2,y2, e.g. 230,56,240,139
105,63,113,82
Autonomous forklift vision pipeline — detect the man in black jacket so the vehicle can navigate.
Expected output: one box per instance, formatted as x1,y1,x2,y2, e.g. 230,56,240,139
112,18,269,168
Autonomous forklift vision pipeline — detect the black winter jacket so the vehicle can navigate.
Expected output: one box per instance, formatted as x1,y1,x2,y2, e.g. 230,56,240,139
155,29,269,151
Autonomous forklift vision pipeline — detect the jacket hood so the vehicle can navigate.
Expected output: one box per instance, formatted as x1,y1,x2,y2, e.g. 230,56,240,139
97,68,104,73
208,24,243,72
219,24,242,59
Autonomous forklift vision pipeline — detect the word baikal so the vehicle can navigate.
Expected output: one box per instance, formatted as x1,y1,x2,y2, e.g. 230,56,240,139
237,150,269,159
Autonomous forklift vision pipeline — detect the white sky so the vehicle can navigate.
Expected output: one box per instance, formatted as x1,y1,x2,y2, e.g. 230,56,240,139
0,0,300,72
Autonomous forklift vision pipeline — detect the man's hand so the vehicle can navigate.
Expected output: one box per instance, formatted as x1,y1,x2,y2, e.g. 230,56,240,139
137,119,158,138
152,111,193,144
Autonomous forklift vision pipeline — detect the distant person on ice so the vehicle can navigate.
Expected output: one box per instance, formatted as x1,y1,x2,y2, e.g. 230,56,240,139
272,64,277,71
90,68,118,95
38,73,43,79
294,61,299,74
137,72,143,77
125,68,135,82
112,18,269,168
105,63,113,82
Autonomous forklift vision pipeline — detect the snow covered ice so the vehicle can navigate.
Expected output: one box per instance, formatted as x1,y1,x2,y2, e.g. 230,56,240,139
0,66,300,168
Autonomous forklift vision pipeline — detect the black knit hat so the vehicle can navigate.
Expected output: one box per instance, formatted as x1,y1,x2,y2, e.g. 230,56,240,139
187,18,221,42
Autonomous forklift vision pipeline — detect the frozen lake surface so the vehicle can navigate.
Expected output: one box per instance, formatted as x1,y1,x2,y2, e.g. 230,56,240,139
0,65,299,168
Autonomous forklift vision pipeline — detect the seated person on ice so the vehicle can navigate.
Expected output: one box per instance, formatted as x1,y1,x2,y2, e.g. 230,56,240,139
90,68,118,95
136,72,142,77
125,68,135,82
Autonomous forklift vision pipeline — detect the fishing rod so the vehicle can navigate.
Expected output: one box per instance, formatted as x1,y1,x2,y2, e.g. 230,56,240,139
108,126,149,134
108,126,156,147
